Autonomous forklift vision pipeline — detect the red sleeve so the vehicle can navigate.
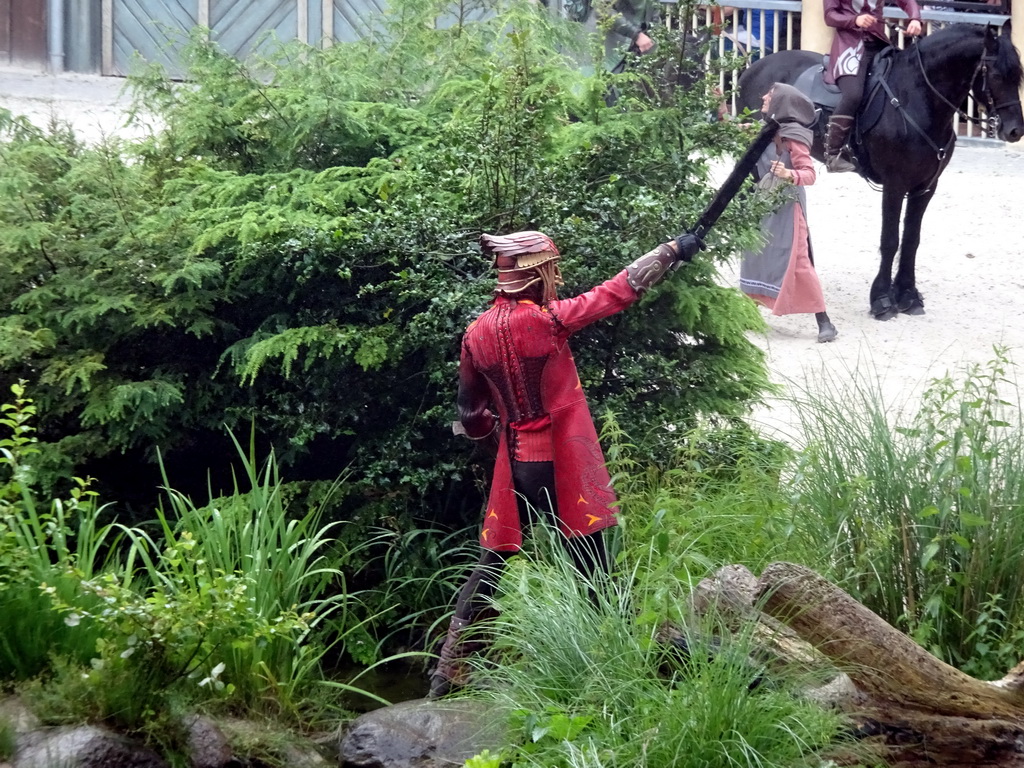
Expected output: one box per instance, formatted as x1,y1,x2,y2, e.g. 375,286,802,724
785,139,816,187
457,338,497,439
823,0,860,30
895,0,922,19
546,271,639,336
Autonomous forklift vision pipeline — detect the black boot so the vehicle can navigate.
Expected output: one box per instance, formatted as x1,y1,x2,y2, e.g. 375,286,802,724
816,312,838,343
427,616,479,698
824,115,857,173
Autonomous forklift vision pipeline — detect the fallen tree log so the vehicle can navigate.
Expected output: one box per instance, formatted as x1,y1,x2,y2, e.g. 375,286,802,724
691,562,1024,767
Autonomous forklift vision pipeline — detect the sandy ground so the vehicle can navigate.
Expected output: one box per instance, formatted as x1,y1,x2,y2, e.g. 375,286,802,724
717,137,1024,442
3,68,1023,443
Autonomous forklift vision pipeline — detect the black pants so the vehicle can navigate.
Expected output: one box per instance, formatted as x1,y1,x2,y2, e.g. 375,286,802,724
451,460,610,622
834,37,886,118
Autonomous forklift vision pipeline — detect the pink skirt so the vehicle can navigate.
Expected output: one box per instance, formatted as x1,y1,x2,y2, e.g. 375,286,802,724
748,206,825,315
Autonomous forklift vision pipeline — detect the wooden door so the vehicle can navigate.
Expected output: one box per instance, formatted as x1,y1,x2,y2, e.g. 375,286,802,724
0,0,48,68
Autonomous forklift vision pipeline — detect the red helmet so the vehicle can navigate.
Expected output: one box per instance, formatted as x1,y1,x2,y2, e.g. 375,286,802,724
480,231,561,296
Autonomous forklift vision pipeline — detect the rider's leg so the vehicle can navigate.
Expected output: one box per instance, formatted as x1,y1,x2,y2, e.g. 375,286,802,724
825,75,862,172
825,40,883,172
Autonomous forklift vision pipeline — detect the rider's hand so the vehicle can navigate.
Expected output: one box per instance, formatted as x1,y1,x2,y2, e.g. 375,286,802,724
905,19,923,36
855,14,874,29
634,32,655,54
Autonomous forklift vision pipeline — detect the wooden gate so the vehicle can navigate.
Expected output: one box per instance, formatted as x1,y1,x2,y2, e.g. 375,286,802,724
102,0,496,75
210,0,299,59
105,0,199,76
104,0,312,76
329,0,384,43
0,0,47,69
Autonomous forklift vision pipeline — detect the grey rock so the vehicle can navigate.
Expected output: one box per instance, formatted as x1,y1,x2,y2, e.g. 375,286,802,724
182,715,233,768
15,725,167,768
338,698,507,768
0,697,39,734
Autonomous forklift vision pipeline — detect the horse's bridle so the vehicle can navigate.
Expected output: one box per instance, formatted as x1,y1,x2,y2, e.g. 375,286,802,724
914,38,1021,133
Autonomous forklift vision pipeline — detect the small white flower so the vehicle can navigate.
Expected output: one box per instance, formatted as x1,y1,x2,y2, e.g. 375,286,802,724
64,613,81,627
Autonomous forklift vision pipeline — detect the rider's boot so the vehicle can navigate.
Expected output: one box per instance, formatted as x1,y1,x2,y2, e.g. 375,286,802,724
427,616,481,698
824,114,857,173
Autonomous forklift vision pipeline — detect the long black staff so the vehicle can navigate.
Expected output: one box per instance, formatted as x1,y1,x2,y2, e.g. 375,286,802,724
689,117,780,242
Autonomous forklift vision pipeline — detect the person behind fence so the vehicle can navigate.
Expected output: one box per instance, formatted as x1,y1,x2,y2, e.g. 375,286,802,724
822,0,922,172
428,228,703,698
720,6,778,60
570,0,659,74
740,83,838,343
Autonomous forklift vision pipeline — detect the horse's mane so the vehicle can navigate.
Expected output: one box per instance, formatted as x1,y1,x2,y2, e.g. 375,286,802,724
915,24,1022,89
995,30,1024,89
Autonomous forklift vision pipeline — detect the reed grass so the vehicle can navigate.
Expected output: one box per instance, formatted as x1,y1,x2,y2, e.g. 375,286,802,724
785,349,1024,677
462,526,841,768
114,429,361,716
0,474,115,678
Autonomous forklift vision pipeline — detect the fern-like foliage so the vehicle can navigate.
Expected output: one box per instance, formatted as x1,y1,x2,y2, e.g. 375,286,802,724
0,0,771,524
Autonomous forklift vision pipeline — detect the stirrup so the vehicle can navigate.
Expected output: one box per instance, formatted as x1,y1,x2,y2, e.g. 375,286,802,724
824,151,856,173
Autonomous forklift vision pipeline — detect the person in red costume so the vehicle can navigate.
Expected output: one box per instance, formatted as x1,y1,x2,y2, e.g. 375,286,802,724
822,0,922,172
428,229,703,698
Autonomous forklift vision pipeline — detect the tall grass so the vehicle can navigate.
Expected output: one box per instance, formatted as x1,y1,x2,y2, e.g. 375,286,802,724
603,414,796,617
786,350,1024,677
115,430,362,718
0,715,13,761
462,527,842,768
0,382,114,679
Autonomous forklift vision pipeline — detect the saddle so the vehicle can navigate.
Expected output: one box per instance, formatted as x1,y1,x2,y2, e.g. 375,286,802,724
792,47,896,180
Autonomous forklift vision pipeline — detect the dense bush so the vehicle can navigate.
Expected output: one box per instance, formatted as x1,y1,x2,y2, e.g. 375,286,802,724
0,0,770,535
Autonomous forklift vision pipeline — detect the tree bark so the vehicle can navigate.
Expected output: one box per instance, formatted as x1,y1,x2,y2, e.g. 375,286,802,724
690,562,1024,767
756,562,1024,719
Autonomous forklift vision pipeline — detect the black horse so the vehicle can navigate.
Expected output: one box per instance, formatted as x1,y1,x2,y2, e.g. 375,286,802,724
737,23,1023,319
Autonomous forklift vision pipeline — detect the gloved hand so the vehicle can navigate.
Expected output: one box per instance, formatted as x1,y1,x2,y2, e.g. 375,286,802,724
673,232,706,263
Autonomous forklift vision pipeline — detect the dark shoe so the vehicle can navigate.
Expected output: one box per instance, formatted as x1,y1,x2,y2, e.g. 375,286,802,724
824,115,857,173
817,320,838,343
427,617,472,699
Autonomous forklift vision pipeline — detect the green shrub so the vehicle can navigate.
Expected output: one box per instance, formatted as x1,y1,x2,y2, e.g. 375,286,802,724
0,385,379,728
605,414,794,619
42,434,367,726
0,382,112,679
0,0,770,535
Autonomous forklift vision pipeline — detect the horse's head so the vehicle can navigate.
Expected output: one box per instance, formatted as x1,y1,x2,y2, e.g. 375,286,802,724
975,21,1024,142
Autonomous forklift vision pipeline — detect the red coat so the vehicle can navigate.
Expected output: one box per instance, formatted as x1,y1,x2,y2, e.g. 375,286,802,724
823,0,920,84
458,272,640,551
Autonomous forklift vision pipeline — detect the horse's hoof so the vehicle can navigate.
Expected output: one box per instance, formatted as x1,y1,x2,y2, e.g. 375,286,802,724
870,295,896,320
896,292,925,315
